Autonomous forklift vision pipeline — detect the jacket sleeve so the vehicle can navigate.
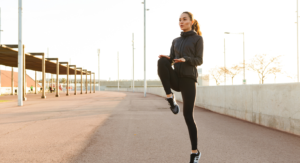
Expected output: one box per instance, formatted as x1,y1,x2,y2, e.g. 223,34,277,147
183,36,203,66
168,39,175,64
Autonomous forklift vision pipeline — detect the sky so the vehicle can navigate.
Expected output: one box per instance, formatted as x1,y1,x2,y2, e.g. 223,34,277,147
0,0,299,85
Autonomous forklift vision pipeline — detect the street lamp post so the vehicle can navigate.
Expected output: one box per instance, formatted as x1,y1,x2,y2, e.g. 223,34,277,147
243,32,245,84
297,0,299,82
142,0,149,97
132,33,135,92
0,8,3,96
69,58,71,93
224,32,246,84
47,48,49,92
143,0,147,97
117,51,119,91
18,0,23,106
0,8,3,44
224,38,226,85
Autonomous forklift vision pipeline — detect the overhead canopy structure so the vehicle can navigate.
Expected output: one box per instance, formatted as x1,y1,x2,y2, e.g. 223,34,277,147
0,44,87,75
0,44,95,103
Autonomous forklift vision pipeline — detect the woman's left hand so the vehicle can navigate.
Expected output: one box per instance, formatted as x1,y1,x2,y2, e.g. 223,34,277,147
174,58,185,63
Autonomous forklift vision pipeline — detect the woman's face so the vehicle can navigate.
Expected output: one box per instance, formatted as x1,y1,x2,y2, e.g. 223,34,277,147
179,13,193,32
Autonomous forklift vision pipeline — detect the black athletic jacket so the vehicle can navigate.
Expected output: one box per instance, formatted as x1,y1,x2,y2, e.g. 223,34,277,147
169,30,204,82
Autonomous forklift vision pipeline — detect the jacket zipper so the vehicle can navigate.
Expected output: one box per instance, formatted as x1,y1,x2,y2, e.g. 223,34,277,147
178,37,187,77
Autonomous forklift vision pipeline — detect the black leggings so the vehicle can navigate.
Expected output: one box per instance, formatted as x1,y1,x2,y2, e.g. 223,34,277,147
157,57,198,150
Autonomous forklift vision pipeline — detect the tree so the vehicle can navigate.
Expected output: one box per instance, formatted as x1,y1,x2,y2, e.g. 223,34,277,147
247,54,282,84
220,63,243,85
208,67,224,85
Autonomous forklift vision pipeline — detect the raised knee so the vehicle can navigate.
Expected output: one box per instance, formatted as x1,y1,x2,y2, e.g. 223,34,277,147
158,57,170,66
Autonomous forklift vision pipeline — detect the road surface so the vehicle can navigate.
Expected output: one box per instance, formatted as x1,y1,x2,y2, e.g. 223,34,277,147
0,91,299,163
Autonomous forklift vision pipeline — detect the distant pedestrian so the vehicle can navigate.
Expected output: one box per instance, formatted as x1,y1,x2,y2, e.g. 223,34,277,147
157,11,203,163
30,85,33,93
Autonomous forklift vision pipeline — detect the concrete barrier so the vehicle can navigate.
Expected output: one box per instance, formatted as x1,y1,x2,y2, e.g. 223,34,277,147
105,83,300,136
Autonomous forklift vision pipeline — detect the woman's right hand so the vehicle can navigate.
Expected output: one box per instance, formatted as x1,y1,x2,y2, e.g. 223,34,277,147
158,54,170,59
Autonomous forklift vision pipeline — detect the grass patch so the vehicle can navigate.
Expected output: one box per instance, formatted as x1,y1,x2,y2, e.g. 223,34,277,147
0,100,10,103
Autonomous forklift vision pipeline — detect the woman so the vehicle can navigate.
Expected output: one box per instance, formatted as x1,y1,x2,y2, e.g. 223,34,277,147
157,11,203,163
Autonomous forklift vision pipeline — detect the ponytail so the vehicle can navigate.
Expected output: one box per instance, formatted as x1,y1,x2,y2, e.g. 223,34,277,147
192,19,202,36
183,11,202,36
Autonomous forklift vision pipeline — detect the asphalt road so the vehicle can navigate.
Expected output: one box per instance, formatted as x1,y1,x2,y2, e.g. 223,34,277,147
0,91,299,163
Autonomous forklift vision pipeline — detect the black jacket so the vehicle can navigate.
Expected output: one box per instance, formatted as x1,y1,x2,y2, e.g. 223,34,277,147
169,30,204,82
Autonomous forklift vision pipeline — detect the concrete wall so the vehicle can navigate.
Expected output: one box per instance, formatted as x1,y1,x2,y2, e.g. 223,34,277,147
105,83,300,136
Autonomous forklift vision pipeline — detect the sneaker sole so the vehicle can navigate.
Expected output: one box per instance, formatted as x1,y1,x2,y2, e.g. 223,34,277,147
176,105,180,114
173,105,180,115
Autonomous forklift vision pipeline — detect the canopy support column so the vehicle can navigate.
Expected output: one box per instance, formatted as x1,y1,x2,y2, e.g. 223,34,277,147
81,69,83,94
56,60,59,97
93,72,95,93
51,74,53,93
70,65,77,95
83,69,87,94
11,67,14,95
30,53,46,99
35,71,37,94
67,63,69,96
41,54,46,98
22,45,27,101
74,69,76,95
89,71,92,94
25,69,27,95
86,71,88,94
76,68,83,94
59,62,69,96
